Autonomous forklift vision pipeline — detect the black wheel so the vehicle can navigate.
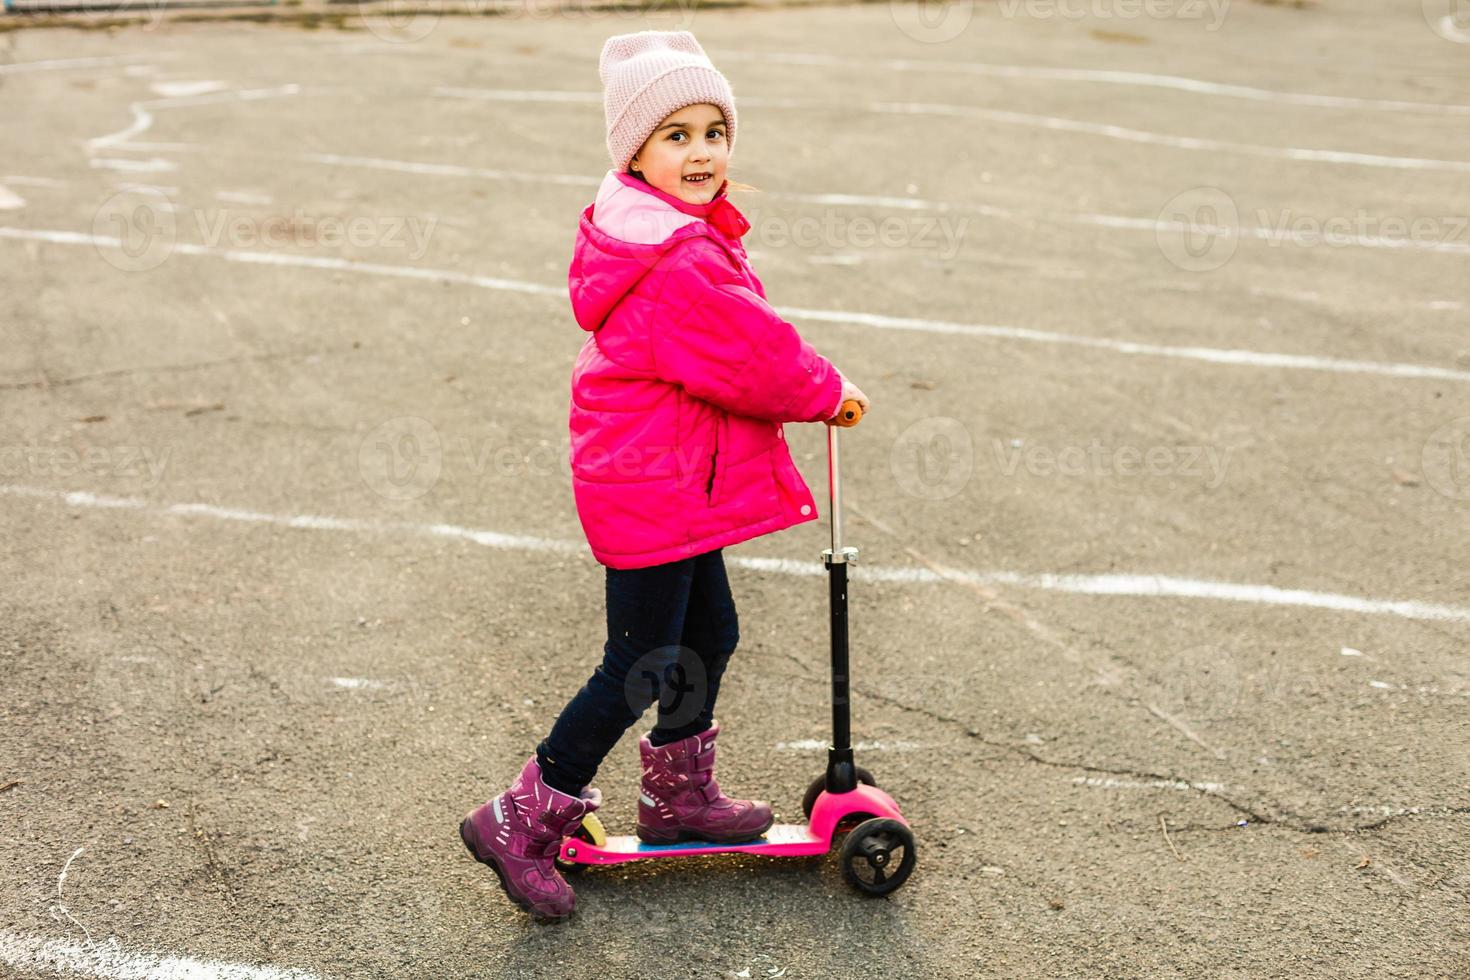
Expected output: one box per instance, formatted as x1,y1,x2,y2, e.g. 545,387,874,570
839,818,916,896
801,766,878,820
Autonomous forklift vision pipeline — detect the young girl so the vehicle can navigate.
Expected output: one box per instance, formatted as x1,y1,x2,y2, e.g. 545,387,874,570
459,29,870,923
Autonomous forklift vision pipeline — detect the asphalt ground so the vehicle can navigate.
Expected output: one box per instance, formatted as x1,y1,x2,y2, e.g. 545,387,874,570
1,1,1468,977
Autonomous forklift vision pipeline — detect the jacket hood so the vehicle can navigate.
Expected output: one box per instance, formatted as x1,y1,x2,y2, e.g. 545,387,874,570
568,170,751,333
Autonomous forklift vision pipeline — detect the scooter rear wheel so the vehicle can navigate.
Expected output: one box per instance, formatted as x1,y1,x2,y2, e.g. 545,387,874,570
553,814,606,874
800,766,878,820
839,817,916,896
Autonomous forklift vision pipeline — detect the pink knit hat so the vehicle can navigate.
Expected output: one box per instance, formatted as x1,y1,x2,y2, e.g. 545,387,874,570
599,30,737,174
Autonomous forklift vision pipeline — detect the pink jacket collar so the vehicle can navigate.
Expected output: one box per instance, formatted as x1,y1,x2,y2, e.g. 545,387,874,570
610,171,751,241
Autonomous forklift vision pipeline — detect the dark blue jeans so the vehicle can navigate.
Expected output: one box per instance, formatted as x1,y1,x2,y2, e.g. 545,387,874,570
536,548,739,797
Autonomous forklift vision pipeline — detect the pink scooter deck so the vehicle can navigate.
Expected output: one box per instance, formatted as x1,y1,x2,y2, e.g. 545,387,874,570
565,823,826,864
560,783,906,866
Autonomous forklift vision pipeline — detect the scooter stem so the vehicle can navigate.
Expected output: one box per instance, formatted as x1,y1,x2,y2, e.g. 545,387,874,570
822,400,863,795
828,420,845,556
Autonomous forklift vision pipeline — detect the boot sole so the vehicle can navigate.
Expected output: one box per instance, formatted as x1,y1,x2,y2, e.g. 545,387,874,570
636,812,776,846
458,818,570,924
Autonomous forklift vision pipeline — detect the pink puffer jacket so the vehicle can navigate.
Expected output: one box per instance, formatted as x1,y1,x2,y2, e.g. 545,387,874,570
567,171,844,569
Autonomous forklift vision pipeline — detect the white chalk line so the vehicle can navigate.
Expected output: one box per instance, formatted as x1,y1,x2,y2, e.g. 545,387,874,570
2,225,1465,384
3,484,1468,624
329,676,387,690
777,305,1470,383
431,87,1470,175
50,847,92,951
1072,776,1230,793
90,157,178,174
0,54,173,75
775,738,925,752
434,85,597,104
708,49,1470,117
1184,281,1458,315
110,181,179,196
819,98,1470,175
4,175,69,188
1367,680,1469,698
0,930,323,980
215,190,275,205
148,80,228,99
299,151,601,188
1337,804,1429,817
1076,782,1449,818
88,84,301,152
0,227,562,298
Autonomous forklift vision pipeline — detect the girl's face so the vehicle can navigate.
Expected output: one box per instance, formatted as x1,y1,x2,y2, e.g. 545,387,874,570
629,102,729,205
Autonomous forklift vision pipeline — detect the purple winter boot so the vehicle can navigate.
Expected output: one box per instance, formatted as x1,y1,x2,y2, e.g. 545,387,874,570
637,719,774,845
459,755,601,922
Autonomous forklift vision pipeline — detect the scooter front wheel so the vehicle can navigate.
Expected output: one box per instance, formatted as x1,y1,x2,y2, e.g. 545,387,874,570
800,766,878,820
840,817,916,896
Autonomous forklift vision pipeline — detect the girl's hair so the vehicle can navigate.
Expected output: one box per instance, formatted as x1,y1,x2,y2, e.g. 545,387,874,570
625,167,759,195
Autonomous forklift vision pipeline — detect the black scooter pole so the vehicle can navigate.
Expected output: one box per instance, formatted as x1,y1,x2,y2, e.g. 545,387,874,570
823,400,862,795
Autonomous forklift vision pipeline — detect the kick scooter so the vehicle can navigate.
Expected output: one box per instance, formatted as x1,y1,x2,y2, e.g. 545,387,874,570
555,400,917,896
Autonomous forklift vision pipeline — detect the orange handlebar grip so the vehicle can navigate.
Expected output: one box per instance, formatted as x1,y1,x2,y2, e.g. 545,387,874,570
827,399,863,428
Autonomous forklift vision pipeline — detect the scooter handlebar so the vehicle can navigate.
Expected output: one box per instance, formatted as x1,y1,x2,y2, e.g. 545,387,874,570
825,399,864,428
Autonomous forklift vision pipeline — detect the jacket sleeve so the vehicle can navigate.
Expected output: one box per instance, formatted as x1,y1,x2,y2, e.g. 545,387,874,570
650,263,844,423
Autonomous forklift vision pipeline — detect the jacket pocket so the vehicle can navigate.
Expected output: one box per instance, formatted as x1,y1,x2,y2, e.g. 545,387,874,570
705,416,725,506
